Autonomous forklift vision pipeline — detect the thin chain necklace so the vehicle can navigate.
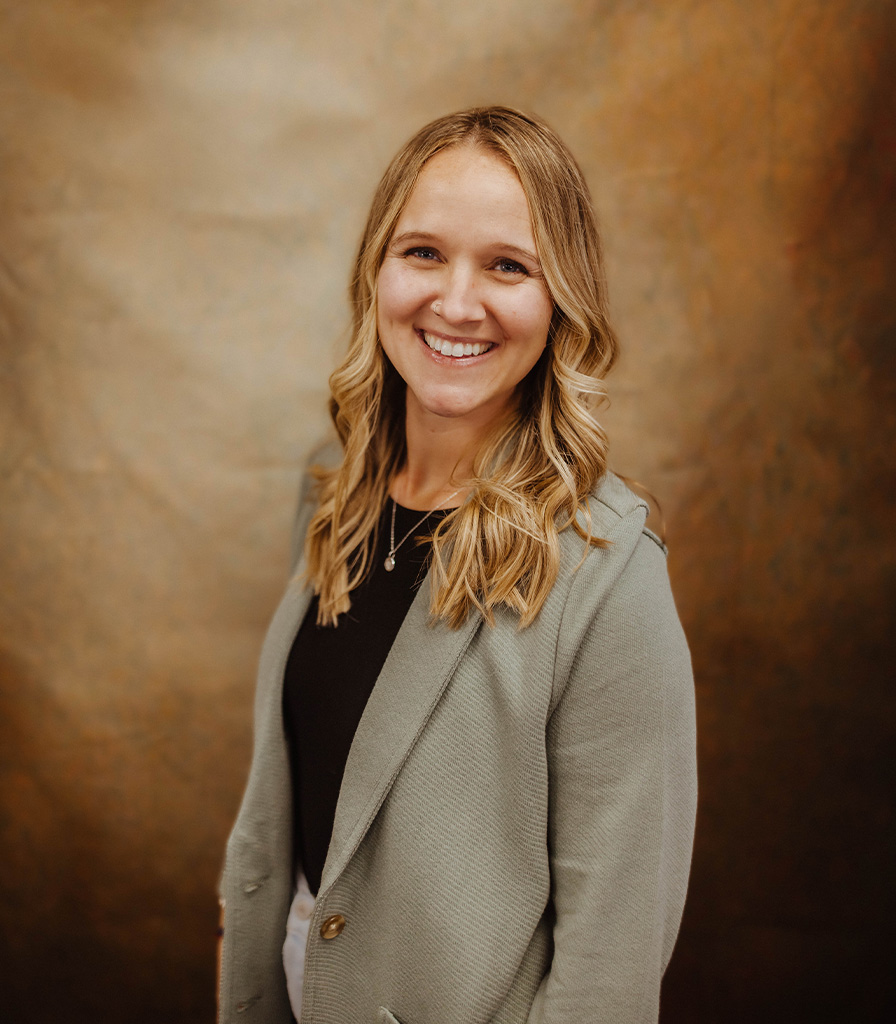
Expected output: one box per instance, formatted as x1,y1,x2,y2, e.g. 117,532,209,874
384,490,460,572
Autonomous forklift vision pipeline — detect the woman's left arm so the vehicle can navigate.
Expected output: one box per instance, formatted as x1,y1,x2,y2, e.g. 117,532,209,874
532,514,697,1023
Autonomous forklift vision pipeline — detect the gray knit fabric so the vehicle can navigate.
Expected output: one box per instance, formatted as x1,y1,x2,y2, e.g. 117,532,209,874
219,473,697,1023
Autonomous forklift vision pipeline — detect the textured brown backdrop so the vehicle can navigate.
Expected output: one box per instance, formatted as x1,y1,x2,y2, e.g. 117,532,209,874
1,1,894,1021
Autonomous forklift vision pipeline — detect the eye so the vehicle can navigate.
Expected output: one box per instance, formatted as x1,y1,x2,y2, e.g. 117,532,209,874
493,258,529,276
404,246,440,262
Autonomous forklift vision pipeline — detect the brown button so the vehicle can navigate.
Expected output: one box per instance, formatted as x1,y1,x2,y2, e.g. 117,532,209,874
320,914,346,939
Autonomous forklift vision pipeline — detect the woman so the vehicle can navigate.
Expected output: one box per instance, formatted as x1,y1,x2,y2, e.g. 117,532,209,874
219,106,696,1024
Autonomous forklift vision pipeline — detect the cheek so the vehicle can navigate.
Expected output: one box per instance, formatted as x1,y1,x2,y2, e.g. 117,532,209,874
512,291,553,346
377,265,426,326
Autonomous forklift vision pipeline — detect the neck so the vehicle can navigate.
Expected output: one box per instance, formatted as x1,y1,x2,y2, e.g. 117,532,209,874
389,404,482,511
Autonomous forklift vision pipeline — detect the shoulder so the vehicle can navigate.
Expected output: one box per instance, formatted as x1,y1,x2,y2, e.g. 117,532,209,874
289,435,343,570
293,436,343,514
300,435,343,499
569,471,666,559
552,472,678,659
550,473,691,714
307,435,343,472
592,471,644,524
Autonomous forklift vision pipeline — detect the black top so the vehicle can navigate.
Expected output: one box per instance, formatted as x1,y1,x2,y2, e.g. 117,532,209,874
282,501,449,895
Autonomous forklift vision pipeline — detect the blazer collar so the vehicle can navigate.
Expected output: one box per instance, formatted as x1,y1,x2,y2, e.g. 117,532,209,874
319,577,482,894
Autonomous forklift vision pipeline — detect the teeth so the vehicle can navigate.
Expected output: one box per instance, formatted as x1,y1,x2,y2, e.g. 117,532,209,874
422,331,492,358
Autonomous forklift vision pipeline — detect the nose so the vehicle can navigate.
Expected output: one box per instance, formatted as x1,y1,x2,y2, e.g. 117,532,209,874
435,266,485,325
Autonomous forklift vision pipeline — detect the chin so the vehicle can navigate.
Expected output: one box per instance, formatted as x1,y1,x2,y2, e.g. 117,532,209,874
412,388,478,420
422,402,478,421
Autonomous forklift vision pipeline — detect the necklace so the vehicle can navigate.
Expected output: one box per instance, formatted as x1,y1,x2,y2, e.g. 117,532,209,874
384,490,460,572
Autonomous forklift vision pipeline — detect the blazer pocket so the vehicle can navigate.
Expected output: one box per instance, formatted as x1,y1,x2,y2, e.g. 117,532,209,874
377,1009,404,1024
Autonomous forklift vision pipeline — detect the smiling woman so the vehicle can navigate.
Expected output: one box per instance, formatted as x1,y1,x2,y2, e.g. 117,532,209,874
218,106,697,1024
377,145,554,437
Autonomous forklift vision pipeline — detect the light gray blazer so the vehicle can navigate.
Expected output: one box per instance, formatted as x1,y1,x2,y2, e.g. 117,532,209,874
219,472,697,1024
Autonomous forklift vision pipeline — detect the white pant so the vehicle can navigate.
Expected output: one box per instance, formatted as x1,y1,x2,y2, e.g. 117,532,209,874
282,873,315,1019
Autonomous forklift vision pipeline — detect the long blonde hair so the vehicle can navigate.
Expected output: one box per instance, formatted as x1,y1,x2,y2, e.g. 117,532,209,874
305,106,618,628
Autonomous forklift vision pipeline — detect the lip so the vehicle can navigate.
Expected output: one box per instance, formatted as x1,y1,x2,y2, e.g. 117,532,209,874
417,328,496,360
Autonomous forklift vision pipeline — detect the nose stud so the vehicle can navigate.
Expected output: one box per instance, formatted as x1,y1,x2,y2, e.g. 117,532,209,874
432,300,442,316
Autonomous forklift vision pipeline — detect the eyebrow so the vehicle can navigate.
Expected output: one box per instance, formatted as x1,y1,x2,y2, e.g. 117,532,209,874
390,231,540,265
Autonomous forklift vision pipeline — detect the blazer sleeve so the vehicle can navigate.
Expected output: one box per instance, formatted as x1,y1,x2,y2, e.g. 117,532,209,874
529,506,697,1023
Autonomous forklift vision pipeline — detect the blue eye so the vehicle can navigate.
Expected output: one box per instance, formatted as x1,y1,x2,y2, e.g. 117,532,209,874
406,247,438,261
495,259,528,276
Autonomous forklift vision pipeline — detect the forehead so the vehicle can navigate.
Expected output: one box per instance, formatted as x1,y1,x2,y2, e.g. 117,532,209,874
394,144,534,240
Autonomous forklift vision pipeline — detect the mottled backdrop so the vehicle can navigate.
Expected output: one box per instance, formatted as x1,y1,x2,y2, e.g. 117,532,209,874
1,1,893,1021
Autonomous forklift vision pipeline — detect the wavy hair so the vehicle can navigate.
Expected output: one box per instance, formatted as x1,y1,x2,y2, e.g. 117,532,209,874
304,106,619,628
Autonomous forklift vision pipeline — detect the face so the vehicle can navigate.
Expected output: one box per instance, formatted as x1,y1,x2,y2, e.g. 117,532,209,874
376,144,554,435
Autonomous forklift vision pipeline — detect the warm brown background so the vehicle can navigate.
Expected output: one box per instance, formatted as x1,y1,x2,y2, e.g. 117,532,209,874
1,1,894,1021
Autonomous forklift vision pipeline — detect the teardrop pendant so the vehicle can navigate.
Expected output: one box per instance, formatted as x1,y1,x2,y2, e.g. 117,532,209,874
384,555,396,572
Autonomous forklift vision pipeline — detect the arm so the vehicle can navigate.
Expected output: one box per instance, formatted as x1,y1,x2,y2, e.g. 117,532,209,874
532,518,697,1022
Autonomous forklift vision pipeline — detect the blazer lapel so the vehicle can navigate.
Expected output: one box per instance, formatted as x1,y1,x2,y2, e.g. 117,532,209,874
319,577,481,894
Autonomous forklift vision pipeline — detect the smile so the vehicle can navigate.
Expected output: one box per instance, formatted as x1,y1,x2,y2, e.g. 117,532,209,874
421,330,494,359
